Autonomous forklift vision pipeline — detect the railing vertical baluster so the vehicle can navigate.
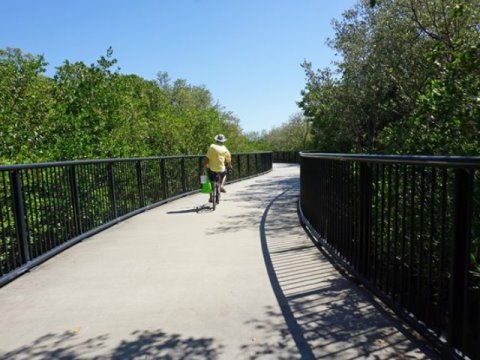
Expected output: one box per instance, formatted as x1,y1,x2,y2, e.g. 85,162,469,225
58,167,69,240
373,164,379,285
334,162,338,255
340,163,344,251
83,164,92,231
136,161,145,208
427,168,436,323
393,164,400,301
379,164,386,290
198,156,203,177
237,155,242,179
24,170,38,259
108,162,118,219
347,162,353,263
408,167,416,311
386,165,392,295
68,165,82,236
418,167,426,317
359,163,372,276
356,163,363,271
439,169,448,332
327,161,332,248
400,165,408,306
180,158,186,193
340,162,344,249
160,158,168,199
351,162,357,272
76,165,84,231
35,169,45,252
448,168,474,351
50,167,61,247
10,171,29,264
46,168,55,249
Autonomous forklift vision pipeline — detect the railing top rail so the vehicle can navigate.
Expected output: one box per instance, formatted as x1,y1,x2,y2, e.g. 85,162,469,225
300,152,480,167
0,152,273,171
0,156,194,171
234,151,272,155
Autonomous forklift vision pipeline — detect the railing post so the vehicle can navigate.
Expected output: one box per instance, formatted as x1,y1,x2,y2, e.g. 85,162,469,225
136,161,145,208
10,171,30,264
160,158,168,199
68,165,82,235
108,163,118,219
448,168,473,351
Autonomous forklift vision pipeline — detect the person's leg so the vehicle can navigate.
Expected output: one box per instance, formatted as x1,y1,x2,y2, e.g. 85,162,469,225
220,172,227,192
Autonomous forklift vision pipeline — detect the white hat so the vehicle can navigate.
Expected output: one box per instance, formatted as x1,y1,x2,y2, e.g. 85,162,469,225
215,134,227,142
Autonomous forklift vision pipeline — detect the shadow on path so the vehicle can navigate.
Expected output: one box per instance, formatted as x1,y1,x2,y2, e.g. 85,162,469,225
210,166,438,359
1,329,223,360
167,204,212,215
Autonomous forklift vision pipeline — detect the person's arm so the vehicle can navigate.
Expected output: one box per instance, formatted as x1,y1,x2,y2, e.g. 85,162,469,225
203,156,209,171
225,150,232,169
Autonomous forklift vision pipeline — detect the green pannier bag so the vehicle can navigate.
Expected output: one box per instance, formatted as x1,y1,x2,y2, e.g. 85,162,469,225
200,174,212,193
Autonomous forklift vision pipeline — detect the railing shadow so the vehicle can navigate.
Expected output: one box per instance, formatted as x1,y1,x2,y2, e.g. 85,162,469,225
209,165,438,359
1,328,223,359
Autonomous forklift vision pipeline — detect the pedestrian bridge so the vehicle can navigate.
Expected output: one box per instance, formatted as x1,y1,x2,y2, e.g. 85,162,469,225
0,164,436,359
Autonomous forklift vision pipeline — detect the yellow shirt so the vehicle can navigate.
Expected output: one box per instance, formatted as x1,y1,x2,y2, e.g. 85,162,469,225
206,144,231,172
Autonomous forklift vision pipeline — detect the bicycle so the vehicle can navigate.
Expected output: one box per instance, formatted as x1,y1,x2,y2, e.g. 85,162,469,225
206,166,231,210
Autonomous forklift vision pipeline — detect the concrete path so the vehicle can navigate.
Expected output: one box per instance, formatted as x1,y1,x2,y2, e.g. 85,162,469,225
0,164,437,359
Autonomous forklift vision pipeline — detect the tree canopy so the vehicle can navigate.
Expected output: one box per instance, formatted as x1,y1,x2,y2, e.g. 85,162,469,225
0,47,260,164
298,0,480,155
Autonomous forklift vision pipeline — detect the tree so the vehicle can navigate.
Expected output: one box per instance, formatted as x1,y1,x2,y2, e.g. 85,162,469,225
255,112,313,151
0,47,263,164
0,48,54,163
378,0,480,154
299,0,480,155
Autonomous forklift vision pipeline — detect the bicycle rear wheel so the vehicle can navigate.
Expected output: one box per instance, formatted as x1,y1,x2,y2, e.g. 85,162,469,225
212,182,217,210
216,181,221,204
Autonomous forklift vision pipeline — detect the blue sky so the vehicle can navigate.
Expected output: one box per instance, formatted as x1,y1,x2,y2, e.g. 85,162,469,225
1,0,358,133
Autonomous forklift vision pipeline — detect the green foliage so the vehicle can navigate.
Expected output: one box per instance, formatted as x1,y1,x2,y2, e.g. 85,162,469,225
50,51,123,159
0,48,54,163
299,0,480,156
0,48,260,165
258,112,314,151
377,0,480,155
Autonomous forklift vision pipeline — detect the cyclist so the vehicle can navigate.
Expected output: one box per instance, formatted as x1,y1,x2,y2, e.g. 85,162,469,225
203,134,232,202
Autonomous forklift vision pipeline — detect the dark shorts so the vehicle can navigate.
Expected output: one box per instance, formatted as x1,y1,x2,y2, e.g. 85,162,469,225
207,168,226,182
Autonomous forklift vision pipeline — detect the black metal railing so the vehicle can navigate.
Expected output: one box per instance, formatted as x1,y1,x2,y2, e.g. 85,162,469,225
272,151,300,164
0,152,272,286
299,152,480,360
